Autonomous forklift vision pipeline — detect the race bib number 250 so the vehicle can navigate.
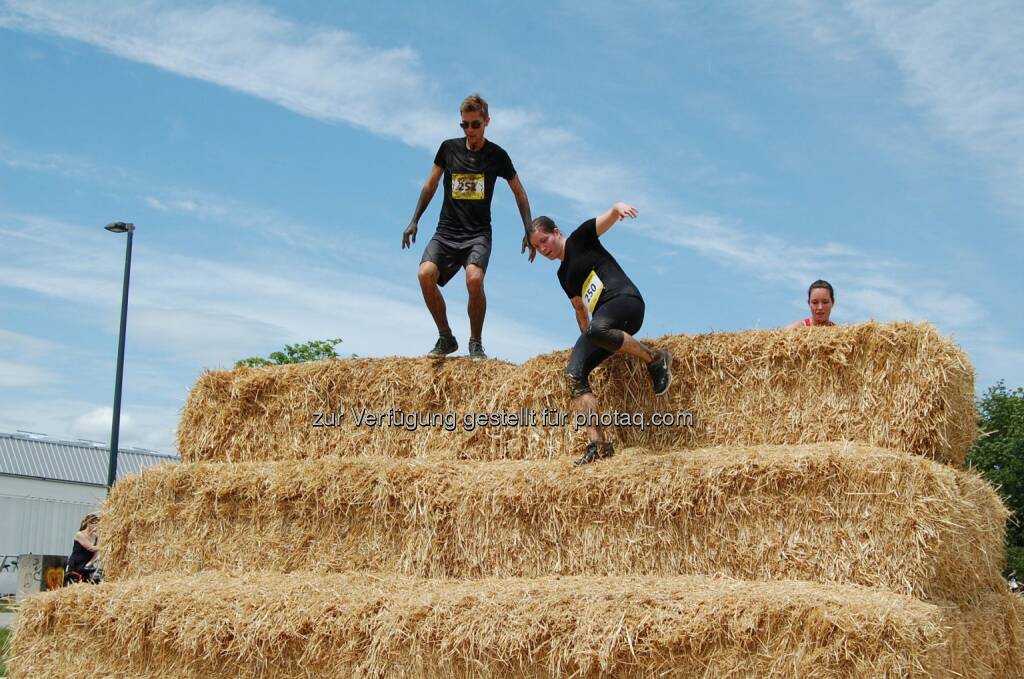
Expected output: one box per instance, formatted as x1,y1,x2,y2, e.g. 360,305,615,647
452,173,485,200
582,270,604,313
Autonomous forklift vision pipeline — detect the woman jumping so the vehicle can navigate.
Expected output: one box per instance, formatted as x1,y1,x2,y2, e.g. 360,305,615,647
528,202,671,466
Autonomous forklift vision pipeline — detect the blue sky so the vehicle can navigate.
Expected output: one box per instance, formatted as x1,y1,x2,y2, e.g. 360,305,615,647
1,1,1021,455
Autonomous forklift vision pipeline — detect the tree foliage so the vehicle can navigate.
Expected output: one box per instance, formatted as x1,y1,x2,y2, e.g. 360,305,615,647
236,338,343,368
966,381,1024,573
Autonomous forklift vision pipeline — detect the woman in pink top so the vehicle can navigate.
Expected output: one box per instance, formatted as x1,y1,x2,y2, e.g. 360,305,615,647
787,280,836,328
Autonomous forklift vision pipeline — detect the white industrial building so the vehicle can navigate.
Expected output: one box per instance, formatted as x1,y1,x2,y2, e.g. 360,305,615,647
0,431,177,596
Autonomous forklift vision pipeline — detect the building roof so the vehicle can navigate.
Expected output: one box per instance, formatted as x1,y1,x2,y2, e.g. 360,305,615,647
0,432,177,486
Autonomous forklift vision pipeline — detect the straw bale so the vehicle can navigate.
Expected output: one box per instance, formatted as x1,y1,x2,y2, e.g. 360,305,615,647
100,443,1004,603
941,591,1024,677
9,572,1023,678
178,353,521,463
177,322,976,466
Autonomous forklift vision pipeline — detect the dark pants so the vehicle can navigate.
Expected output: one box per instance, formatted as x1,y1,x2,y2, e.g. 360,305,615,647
565,295,645,397
63,565,95,586
420,234,492,287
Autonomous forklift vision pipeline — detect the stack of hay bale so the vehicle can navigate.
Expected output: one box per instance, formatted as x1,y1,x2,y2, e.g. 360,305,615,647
10,322,1024,677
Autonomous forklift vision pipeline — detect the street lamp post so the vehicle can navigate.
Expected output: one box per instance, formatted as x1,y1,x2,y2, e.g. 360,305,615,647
105,221,134,491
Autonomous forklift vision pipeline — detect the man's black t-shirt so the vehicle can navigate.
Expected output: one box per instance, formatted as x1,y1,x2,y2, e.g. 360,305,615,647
433,138,516,243
557,219,642,313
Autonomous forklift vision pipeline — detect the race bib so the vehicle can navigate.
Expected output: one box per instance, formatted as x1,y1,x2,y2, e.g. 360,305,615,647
582,270,604,313
452,173,485,200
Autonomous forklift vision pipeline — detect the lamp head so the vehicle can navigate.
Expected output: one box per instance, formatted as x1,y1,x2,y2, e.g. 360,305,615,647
105,222,134,233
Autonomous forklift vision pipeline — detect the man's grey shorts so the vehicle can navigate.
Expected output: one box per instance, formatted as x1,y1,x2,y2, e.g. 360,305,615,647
420,234,492,287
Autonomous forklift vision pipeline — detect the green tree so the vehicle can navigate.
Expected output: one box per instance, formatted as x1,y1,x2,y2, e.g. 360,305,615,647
966,381,1024,573
236,338,343,368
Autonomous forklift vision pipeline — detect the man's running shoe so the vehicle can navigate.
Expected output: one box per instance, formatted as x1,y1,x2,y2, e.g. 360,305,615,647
573,441,614,466
468,338,487,360
647,349,673,396
428,333,458,357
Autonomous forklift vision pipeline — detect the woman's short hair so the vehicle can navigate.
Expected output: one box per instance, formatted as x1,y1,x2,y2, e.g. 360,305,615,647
808,279,834,302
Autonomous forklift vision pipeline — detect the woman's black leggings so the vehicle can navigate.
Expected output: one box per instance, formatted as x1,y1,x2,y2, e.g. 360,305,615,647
565,295,645,397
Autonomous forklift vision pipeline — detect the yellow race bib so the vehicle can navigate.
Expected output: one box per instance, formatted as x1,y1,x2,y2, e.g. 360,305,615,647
452,173,485,200
582,270,604,313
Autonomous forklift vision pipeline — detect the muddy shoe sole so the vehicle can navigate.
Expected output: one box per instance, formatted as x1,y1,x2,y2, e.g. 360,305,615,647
574,441,615,466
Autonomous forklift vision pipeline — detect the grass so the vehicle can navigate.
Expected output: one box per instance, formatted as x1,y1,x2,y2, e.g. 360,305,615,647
1,626,10,676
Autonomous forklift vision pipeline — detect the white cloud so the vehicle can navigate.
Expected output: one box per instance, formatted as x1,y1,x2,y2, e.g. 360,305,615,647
0,398,177,453
1,0,449,148
0,328,65,356
749,0,1024,217
746,0,871,63
0,214,122,307
139,188,394,262
643,210,989,333
0,360,59,387
71,406,133,441
143,196,167,211
0,140,132,185
848,0,1024,214
73,403,178,453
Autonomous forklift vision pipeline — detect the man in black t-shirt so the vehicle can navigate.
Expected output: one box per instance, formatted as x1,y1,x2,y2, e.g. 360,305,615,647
528,202,673,466
401,94,534,359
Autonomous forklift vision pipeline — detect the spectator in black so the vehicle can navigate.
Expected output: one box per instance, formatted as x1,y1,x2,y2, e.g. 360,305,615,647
64,513,99,585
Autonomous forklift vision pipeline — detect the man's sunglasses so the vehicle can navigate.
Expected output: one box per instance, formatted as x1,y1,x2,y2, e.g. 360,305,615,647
460,120,483,129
